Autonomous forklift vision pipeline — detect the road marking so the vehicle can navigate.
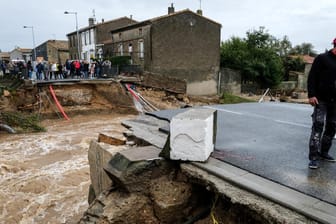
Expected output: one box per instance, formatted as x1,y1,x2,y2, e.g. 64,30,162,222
274,120,310,128
205,105,309,128
204,106,243,115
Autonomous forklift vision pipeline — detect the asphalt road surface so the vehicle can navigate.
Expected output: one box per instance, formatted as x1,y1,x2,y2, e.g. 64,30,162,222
149,102,336,206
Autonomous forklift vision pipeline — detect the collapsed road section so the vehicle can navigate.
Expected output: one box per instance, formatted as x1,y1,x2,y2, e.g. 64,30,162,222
80,102,334,223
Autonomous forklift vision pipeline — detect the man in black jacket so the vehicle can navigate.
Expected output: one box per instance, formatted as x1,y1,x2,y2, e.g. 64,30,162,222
307,38,336,169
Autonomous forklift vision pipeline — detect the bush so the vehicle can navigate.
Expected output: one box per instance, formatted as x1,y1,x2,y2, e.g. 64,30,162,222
0,111,46,133
220,93,255,104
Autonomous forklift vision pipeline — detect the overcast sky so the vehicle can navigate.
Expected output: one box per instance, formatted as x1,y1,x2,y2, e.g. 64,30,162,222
1,0,335,54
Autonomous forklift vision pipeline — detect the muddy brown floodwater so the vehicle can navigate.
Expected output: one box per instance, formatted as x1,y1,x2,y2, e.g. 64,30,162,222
0,113,134,224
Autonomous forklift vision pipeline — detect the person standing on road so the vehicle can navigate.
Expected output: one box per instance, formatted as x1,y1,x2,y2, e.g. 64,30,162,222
65,59,71,78
36,62,44,80
307,38,336,169
51,62,57,80
74,60,81,78
89,61,95,79
26,61,33,79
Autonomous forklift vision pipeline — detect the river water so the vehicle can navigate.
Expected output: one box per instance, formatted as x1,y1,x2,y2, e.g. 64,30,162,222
0,114,133,224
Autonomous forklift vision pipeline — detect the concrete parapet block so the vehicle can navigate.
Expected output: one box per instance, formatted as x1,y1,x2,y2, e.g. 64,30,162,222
169,108,217,162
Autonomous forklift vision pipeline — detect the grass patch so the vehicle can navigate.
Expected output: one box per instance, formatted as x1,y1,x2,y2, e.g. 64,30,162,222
0,111,46,133
220,93,256,104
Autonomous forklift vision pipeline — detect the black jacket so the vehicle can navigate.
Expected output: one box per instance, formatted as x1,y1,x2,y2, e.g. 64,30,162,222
308,50,336,102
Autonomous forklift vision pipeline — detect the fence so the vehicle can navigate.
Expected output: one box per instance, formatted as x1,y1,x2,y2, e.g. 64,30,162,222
101,65,142,77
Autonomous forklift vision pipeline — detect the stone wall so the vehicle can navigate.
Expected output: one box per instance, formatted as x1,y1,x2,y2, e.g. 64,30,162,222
219,68,241,95
149,11,221,95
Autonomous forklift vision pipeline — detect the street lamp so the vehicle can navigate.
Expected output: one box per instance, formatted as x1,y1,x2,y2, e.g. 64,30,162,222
23,25,36,62
64,11,81,60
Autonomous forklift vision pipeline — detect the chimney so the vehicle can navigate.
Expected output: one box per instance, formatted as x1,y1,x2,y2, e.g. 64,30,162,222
88,18,95,26
168,3,175,14
102,18,105,23
196,9,203,16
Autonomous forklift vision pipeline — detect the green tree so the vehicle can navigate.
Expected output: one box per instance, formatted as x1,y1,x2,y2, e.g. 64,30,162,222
220,37,248,70
221,27,284,88
276,36,292,57
290,43,317,56
220,27,317,87
282,56,305,80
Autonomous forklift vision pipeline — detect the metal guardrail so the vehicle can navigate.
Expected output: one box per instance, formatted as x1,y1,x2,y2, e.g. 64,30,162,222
101,65,142,78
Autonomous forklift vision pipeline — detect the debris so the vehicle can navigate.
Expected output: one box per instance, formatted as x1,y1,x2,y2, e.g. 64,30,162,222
0,123,16,133
3,90,10,97
98,133,126,145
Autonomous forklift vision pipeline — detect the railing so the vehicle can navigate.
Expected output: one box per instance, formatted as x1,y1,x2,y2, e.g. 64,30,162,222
101,65,142,78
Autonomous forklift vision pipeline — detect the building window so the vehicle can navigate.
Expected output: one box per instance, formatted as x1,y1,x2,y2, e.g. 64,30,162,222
119,33,122,40
139,28,142,36
82,33,86,46
128,43,133,54
90,29,94,45
118,44,123,56
138,40,144,59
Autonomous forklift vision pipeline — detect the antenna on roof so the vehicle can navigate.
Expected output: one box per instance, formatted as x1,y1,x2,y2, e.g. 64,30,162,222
197,0,203,15
92,9,96,23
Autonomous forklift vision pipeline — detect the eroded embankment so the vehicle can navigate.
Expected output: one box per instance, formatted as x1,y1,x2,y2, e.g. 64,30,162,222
79,125,315,224
1,80,138,120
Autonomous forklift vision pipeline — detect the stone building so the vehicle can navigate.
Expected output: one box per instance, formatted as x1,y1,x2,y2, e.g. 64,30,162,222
107,6,221,95
66,17,137,60
288,55,315,91
9,47,32,62
0,52,10,63
34,40,69,64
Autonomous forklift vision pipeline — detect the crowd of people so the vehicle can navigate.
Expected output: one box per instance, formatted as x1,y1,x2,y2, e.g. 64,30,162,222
31,59,111,80
0,59,113,80
1,60,26,78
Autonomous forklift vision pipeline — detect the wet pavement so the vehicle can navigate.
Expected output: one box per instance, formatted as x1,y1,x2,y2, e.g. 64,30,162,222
148,102,336,206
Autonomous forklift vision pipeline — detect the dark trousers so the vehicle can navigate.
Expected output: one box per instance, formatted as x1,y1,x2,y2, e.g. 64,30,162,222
309,102,336,160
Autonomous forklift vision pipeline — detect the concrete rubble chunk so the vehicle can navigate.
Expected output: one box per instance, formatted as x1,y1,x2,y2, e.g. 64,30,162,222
98,133,126,145
88,140,128,199
104,146,174,193
169,108,217,162
3,90,10,97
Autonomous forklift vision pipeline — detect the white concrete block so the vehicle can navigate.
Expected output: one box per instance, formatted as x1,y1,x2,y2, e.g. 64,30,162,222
170,108,216,162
